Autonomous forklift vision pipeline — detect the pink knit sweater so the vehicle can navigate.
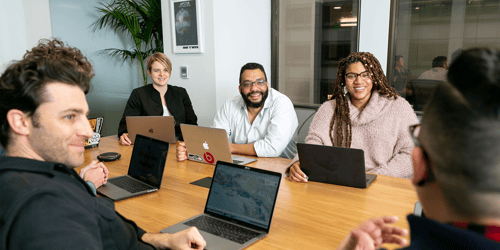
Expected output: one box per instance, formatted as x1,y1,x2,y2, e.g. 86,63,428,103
291,90,419,179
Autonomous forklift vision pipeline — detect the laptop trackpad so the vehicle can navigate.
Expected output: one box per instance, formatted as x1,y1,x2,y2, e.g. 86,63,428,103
161,223,242,250
98,182,131,197
198,231,243,250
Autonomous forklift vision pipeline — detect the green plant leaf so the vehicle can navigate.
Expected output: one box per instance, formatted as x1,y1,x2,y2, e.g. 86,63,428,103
91,0,163,85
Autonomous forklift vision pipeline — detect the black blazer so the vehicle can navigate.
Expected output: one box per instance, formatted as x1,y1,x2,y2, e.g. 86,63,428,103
118,84,198,141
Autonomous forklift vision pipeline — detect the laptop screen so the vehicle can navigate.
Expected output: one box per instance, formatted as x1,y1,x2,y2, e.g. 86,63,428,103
128,134,169,188
205,162,281,230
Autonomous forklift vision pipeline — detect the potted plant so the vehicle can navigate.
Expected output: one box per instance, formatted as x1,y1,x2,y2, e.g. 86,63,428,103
91,0,163,85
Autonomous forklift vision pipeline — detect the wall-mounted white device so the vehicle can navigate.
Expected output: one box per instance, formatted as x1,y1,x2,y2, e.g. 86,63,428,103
180,66,188,79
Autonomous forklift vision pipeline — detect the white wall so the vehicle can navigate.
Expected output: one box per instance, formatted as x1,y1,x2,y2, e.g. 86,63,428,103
21,0,52,49
161,0,271,127
0,0,52,73
0,0,27,73
213,0,271,111
358,0,391,74
162,0,217,127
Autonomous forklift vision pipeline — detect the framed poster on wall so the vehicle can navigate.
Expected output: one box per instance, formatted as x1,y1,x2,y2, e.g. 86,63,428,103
170,0,203,53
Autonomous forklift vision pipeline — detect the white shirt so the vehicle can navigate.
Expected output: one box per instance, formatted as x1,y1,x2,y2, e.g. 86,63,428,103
213,88,298,159
162,105,170,116
418,67,447,81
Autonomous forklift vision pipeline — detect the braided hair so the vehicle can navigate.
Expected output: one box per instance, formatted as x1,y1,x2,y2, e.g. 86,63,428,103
330,52,399,148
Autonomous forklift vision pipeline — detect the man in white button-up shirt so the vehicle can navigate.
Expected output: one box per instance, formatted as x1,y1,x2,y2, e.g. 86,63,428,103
177,63,298,160
418,56,448,82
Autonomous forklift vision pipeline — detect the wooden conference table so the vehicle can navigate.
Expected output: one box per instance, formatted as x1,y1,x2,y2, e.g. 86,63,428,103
79,136,418,249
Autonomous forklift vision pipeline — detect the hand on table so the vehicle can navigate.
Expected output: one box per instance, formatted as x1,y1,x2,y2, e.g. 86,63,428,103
288,162,308,182
337,216,408,250
142,227,206,250
176,141,188,162
120,133,132,146
79,160,109,188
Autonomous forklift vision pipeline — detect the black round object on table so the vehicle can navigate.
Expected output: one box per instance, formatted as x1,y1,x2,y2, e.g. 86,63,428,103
97,152,121,162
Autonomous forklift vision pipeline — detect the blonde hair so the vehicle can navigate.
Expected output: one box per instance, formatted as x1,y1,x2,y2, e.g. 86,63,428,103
147,52,172,74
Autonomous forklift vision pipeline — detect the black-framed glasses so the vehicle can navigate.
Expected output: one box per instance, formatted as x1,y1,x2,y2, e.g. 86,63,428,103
409,124,435,185
345,71,370,82
240,79,267,89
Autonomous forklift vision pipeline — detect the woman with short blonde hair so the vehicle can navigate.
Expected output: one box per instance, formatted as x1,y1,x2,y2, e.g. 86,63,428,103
118,52,198,145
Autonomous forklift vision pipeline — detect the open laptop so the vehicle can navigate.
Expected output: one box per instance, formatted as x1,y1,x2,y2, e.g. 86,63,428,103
181,124,257,165
97,134,169,201
161,161,282,249
126,116,176,144
297,143,377,188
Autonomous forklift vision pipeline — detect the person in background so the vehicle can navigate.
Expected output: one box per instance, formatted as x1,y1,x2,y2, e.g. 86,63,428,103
118,52,198,145
21,37,108,190
337,48,500,250
0,57,206,250
288,52,418,182
418,56,448,82
176,62,298,160
393,55,410,95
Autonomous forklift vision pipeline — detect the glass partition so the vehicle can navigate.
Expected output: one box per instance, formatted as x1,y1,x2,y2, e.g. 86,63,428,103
274,0,360,106
388,0,500,112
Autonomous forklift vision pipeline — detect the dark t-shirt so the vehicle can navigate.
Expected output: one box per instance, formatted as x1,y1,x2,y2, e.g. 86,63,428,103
0,157,155,250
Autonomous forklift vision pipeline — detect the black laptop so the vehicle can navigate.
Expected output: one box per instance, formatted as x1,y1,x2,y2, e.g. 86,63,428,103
97,134,169,201
297,143,376,188
161,161,282,249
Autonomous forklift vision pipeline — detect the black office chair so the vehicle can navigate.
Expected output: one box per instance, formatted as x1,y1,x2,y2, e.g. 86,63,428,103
407,79,444,111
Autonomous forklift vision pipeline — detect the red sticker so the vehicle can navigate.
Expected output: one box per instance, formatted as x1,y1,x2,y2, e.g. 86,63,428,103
204,152,214,164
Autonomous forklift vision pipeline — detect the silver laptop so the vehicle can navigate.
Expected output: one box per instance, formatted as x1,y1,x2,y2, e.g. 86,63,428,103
181,124,257,165
297,143,377,188
161,161,282,249
126,116,176,144
97,134,169,201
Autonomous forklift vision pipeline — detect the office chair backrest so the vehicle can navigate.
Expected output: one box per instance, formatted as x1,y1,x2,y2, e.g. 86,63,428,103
408,79,444,111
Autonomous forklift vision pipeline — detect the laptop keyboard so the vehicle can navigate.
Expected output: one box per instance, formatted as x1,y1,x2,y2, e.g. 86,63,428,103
108,176,152,194
184,216,260,244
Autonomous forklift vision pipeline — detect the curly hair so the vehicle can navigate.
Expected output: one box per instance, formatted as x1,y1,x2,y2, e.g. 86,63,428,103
23,38,94,79
330,52,399,147
0,58,91,148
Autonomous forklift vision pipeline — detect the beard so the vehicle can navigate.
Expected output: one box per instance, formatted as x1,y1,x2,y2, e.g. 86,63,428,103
241,88,269,108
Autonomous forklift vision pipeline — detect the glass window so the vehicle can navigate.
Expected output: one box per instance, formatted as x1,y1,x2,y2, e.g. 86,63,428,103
273,0,360,106
388,0,500,112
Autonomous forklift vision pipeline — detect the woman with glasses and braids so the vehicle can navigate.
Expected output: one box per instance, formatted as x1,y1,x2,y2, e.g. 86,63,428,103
288,52,418,182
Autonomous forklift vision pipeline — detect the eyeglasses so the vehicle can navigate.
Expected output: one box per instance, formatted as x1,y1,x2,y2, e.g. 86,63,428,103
409,124,435,185
345,71,370,82
240,79,267,89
